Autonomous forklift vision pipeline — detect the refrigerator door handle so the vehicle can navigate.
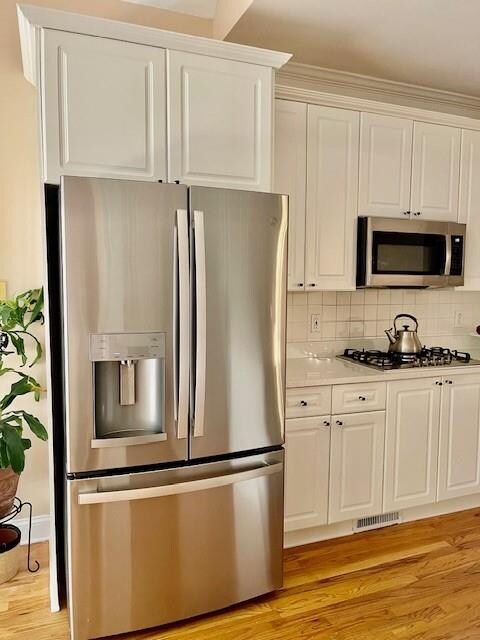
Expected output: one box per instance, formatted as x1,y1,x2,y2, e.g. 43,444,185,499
78,462,283,505
193,209,206,438
176,209,190,440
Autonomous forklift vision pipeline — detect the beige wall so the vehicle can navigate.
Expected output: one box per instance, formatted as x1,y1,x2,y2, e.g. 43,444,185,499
0,0,212,518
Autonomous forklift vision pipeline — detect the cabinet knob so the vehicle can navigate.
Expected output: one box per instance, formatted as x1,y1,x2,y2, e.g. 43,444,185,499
336,420,343,426
403,211,411,216
297,283,304,288
323,420,330,427
435,381,443,386
445,380,453,385
308,283,316,287
300,400,308,406
413,211,421,216
358,395,366,401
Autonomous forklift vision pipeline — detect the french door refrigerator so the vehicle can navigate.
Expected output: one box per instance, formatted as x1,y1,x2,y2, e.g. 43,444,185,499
57,177,287,640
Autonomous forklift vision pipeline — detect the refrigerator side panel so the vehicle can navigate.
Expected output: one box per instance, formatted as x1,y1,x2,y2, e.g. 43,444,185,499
190,188,287,459
61,177,188,473
67,451,284,639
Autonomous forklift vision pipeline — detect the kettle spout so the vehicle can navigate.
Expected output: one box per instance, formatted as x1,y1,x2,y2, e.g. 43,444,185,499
385,328,396,344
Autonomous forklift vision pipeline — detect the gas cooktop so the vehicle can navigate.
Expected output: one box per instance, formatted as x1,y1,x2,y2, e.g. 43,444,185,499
338,347,480,371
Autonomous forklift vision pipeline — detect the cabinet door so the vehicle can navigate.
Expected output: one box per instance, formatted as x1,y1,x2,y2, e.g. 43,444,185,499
410,122,461,221
305,105,359,290
168,51,272,191
438,374,480,500
43,30,167,184
274,100,307,291
458,129,480,290
384,378,441,511
329,411,385,524
285,417,330,532
358,113,413,218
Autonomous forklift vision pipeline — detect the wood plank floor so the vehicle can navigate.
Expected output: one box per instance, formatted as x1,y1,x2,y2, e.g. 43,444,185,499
3,508,480,639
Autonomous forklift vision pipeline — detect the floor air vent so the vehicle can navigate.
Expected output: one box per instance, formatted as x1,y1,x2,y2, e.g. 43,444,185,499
354,511,401,533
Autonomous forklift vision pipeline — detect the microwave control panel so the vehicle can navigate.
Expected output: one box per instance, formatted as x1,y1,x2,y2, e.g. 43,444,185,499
450,235,464,276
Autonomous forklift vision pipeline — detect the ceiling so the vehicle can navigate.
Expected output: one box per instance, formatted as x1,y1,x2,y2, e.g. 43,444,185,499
122,0,219,19
225,0,480,97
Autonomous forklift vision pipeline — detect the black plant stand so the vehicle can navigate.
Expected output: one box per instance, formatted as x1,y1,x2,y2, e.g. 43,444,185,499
0,497,39,572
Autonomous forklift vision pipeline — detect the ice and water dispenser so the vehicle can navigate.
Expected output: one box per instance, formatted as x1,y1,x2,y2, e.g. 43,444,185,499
90,333,166,443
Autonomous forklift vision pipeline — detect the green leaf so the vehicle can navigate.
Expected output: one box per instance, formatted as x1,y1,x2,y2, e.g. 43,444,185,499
9,333,26,366
23,412,48,441
0,441,9,469
27,289,44,327
2,425,25,473
0,377,38,411
21,438,32,451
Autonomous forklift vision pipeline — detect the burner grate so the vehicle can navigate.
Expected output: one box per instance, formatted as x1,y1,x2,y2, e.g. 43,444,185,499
340,347,473,370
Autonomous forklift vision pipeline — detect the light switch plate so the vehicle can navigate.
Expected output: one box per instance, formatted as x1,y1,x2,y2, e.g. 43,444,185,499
0,281,6,299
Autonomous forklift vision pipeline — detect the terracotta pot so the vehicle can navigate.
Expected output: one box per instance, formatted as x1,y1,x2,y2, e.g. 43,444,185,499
0,468,19,518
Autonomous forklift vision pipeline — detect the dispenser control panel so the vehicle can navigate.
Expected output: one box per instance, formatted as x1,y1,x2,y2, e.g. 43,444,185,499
90,332,166,362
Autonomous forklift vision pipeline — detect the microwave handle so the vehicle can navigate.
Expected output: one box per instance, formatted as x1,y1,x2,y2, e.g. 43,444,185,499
444,234,452,276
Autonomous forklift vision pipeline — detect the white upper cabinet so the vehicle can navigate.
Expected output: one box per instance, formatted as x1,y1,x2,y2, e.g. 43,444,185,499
358,113,413,218
458,129,480,290
384,378,441,511
438,373,480,501
168,51,272,191
305,105,359,291
274,100,307,291
328,411,385,523
284,417,330,532
42,30,167,184
410,122,461,221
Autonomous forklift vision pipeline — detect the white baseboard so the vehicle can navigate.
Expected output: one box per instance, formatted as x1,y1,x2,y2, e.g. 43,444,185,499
9,514,50,545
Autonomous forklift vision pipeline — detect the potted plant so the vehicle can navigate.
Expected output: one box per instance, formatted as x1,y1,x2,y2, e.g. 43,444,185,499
0,289,48,518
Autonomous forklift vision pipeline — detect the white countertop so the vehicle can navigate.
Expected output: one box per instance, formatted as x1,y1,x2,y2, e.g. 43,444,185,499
286,355,480,388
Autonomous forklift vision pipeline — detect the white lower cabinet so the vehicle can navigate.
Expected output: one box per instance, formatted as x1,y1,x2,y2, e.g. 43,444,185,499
328,411,385,524
438,373,480,500
384,378,441,511
284,417,330,532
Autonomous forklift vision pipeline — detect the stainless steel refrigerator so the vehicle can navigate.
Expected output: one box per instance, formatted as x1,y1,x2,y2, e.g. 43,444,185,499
57,177,287,640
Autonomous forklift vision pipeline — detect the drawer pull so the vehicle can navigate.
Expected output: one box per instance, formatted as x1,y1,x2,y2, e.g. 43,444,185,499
358,395,366,401
299,400,308,407
336,420,343,426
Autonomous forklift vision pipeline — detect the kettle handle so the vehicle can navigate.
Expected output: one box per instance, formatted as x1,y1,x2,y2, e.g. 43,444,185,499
393,313,418,331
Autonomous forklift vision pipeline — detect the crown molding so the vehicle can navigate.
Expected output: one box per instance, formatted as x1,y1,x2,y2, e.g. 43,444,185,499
276,61,480,121
17,4,291,86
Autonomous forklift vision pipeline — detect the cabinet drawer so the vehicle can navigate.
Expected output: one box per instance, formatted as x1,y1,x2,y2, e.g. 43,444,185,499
332,382,386,414
286,387,332,418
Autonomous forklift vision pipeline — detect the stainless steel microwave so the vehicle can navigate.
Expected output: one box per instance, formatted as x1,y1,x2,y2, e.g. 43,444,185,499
356,217,466,288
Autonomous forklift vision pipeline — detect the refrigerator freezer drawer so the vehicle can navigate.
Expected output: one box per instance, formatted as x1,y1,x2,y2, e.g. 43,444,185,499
67,451,284,640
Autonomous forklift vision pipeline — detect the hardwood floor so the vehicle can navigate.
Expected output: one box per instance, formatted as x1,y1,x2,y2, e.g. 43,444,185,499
3,508,480,639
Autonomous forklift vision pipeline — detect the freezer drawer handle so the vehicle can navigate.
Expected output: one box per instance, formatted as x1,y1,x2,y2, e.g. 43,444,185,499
175,209,190,440
193,210,207,438
77,462,283,505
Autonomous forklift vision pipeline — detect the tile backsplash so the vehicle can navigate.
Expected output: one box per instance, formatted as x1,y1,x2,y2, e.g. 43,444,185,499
287,289,480,343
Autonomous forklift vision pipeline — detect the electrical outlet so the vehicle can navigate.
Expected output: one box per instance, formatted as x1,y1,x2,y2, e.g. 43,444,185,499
311,314,321,333
0,281,6,299
454,310,464,328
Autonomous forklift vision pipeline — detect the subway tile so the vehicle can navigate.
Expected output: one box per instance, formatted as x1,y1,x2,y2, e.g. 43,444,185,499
308,291,323,304
350,305,365,321
364,321,377,337
364,290,378,305
390,290,403,304
321,322,336,339
288,305,308,322
377,290,391,304
364,306,377,321
403,291,416,305
336,305,351,321
336,292,351,305
351,290,365,305
335,322,350,338
322,306,336,321
292,292,308,306
322,291,337,305
287,322,308,342
350,321,364,337
376,321,387,337
377,305,391,321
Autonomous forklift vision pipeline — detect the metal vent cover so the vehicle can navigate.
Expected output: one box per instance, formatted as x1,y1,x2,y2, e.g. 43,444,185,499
353,511,401,533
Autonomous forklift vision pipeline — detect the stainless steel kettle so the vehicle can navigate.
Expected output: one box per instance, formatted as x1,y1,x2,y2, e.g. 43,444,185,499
385,314,422,354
